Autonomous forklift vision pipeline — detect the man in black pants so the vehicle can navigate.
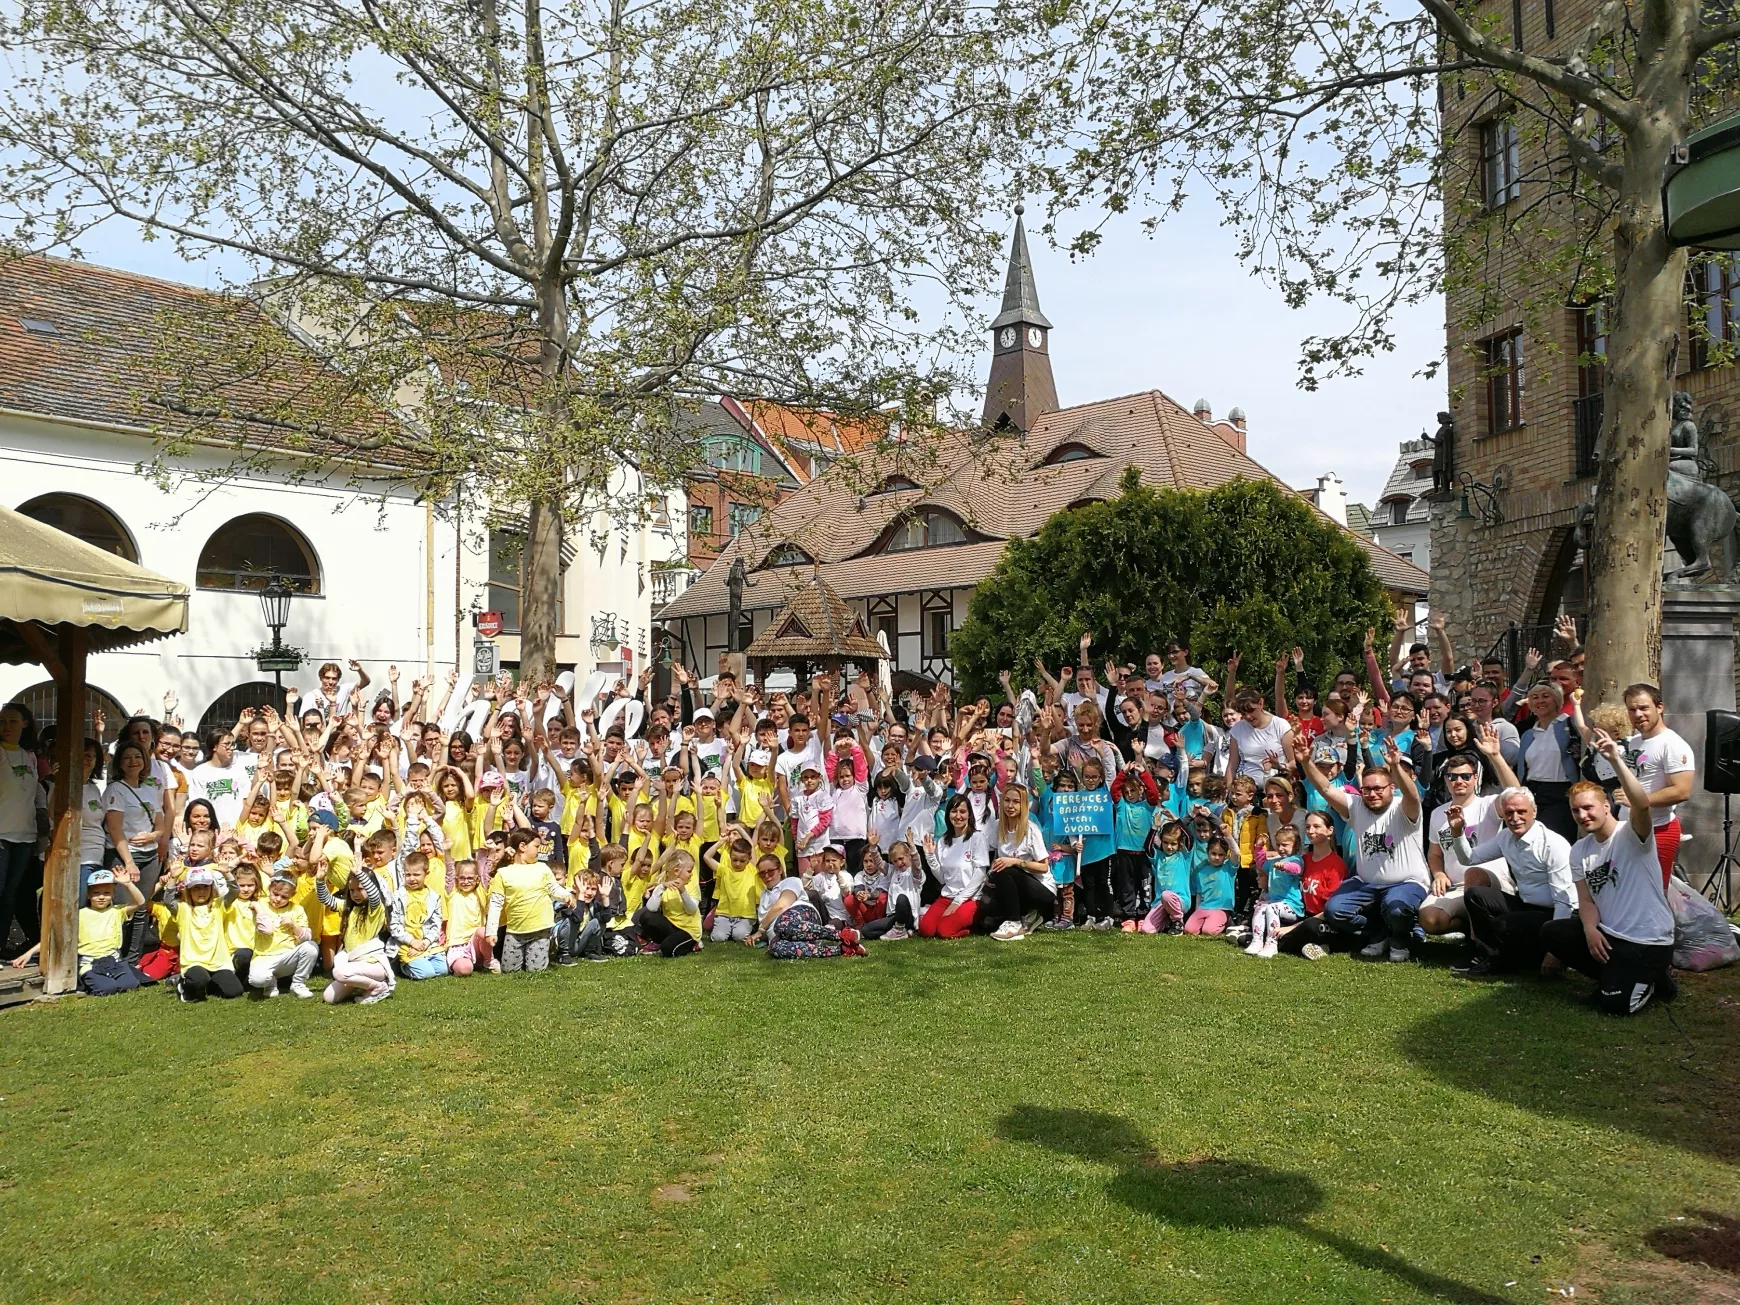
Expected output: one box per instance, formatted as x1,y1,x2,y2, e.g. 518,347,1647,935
1445,786,1576,976
1541,735,1679,1015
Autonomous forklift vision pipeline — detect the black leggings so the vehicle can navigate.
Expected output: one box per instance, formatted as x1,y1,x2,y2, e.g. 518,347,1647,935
1540,918,1675,1016
860,897,916,939
1276,915,1349,955
634,906,699,957
1078,857,1114,920
986,868,1057,929
181,965,244,1000
1112,851,1148,920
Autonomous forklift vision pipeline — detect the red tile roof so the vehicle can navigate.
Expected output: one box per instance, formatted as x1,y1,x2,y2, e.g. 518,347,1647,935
657,388,1429,620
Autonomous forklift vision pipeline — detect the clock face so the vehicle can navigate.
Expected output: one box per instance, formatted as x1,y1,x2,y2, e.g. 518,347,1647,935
999,326,1016,348
1028,326,1043,348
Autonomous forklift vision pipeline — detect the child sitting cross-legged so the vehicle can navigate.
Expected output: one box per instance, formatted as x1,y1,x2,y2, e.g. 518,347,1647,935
9,868,150,995
634,848,704,957
394,852,448,979
1246,825,1306,959
704,832,761,944
247,869,318,998
319,868,397,1005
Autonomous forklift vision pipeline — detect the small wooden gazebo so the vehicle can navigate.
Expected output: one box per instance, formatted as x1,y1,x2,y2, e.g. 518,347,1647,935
744,569,887,689
0,504,188,996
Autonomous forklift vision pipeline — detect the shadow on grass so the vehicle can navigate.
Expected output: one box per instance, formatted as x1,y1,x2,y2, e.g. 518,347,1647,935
1645,1209,1740,1274
1395,981,1740,1166
997,1105,1513,1305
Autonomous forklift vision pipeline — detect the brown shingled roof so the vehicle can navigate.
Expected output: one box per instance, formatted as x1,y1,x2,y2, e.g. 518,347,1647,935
660,386,1428,622
0,254,422,469
744,569,888,663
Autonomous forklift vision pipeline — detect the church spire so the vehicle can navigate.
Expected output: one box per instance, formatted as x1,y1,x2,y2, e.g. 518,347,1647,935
981,205,1059,434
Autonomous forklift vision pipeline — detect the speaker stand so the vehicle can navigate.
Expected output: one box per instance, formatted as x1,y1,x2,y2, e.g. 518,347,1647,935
1700,791,1738,914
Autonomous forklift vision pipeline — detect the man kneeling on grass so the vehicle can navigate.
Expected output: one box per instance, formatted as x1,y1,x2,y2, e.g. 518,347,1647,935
1538,733,1679,1016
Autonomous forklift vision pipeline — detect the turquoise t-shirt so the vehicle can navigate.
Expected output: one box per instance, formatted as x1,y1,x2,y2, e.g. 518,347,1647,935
1114,799,1154,852
1262,854,1305,915
1176,718,1206,760
1191,850,1236,911
1152,848,1192,900
1079,785,1115,865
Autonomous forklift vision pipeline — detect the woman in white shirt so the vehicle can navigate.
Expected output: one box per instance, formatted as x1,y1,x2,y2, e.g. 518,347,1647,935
0,704,41,959
985,785,1053,940
918,795,988,939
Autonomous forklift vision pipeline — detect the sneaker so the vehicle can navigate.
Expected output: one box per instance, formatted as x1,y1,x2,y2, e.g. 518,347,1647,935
1387,945,1411,963
1164,919,1184,936
586,953,611,963
1358,939,1389,960
1258,939,1279,959
557,955,580,967
358,989,391,1005
1451,954,1494,977
1227,928,1253,947
487,959,502,974
1023,910,1043,931
1095,916,1115,931
992,920,1025,940
1042,918,1073,932
260,985,279,999
1539,954,1565,979
883,925,911,941
838,927,861,948
289,981,315,999
1301,943,1329,961
1120,920,1138,934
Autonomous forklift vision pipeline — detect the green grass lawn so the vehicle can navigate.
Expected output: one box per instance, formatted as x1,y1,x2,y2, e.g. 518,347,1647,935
4,936,1739,1305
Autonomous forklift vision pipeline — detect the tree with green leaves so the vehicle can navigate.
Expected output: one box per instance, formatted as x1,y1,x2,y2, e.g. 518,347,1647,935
0,0,1025,680
1040,0,1740,703
949,470,1394,697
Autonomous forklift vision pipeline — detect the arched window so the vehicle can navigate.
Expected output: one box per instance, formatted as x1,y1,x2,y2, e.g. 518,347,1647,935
16,493,138,562
1040,442,1101,466
763,542,814,568
703,435,763,476
882,509,967,553
874,474,921,494
196,514,322,593
197,682,283,737
7,682,127,740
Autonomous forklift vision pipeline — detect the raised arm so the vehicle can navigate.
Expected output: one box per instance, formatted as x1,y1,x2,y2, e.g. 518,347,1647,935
1429,612,1456,676
1593,729,1655,842
1386,736,1420,824
1472,722,1521,789
1362,629,1392,706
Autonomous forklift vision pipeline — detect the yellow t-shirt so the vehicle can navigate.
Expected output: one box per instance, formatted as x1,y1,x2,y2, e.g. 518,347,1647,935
440,800,473,863
176,900,232,971
77,904,130,969
656,881,703,940
236,817,282,849
713,850,760,920
447,884,486,939
321,840,357,937
755,842,790,872
560,778,597,836
468,796,507,847
738,778,774,830
491,861,559,935
152,900,178,950
398,885,444,964
254,902,310,959
566,836,593,881
224,897,262,950
626,828,661,866
621,858,656,917
341,903,389,955
603,794,628,844
697,794,724,844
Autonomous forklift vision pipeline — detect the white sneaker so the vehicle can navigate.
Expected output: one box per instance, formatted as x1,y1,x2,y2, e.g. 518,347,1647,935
1243,938,1263,955
1388,945,1411,963
1301,943,1329,961
993,922,1027,941
1259,939,1279,959
1358,939,1389,959
289,982,314,999
260,985,279,999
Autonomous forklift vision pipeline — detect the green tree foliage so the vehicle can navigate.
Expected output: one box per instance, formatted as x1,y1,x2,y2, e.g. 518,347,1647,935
950,469,1392,698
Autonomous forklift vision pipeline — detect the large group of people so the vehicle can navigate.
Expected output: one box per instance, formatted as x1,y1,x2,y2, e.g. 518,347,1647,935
0,610,1696,1016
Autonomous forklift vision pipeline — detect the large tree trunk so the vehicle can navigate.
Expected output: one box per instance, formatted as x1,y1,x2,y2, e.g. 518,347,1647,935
520,270,569,686
1583,25,1691,705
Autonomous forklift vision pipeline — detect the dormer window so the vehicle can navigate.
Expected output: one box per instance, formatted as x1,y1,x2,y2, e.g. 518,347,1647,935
874,474,921,493
763,542,814,568
1041,442,1100,466
703,435,763,475
882,509,966,552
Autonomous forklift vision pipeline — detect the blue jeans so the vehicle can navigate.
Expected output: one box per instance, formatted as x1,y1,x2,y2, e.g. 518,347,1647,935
1323,877,1427,947
402,951,450,980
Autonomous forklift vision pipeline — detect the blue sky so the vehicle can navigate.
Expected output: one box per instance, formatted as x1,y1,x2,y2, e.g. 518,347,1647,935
71,199,1444,509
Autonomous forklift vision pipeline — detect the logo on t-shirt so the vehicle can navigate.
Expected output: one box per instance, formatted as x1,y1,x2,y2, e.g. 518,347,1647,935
1583,855,1618,895
205,777,236,798
1360,829,1395,858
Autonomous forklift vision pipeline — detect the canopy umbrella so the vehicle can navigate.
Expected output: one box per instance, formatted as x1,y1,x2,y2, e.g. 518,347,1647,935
0,503,188,996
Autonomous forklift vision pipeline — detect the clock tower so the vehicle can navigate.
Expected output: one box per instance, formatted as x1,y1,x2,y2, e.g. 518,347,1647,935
981,205,1059,434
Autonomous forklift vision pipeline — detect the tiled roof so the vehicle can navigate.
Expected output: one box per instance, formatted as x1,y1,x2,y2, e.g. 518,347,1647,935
658,387,1429,620
737,401,888,482
1378,438,1436,525
744,570,888,662
0,255,419,468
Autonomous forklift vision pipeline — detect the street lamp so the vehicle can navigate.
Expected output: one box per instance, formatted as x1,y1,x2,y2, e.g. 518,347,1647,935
259,572,292,691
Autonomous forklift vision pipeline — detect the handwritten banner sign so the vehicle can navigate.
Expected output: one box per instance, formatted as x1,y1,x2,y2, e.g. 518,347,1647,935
1051,789,1113,837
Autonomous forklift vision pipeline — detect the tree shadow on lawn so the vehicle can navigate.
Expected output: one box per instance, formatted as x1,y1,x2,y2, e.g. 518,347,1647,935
995,1105,1512,1305
1646,1209,1740,1275
1395,976,1740,1167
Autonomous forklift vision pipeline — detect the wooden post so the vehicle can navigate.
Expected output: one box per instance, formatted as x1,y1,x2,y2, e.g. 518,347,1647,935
40,624,85,997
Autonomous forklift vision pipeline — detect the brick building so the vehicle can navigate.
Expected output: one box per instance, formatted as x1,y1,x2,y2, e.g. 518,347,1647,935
1430,0,1740,662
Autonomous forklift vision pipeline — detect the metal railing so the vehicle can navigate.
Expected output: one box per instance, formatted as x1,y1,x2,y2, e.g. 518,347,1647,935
1479,619,1582,684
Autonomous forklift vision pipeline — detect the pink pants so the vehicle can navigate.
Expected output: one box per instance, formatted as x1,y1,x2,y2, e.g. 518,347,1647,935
445,929,493,976
1184,908,1227,935
323,956,391,1004
1138,891,1186,933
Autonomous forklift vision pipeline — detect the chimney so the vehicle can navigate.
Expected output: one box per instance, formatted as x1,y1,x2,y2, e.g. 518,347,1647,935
1313,472,1347,526
1225,405,1247,453
1192,397,1212,425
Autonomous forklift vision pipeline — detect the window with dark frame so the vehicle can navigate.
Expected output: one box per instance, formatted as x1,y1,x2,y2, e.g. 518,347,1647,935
1574,304,1606,477
487,527,564,635
927,608,950,657
688,504,714,537
1687,258,1740,372
1481,117,1520,209
1484,329,1525,435
726,502,762,536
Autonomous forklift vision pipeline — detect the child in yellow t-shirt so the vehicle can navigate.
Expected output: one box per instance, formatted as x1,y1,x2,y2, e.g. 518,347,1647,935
704,834,760,944
247,869,317,998
395,852,448,980
634,849,702,957
488,830,574,973
444,859,491,976
7,869,148,995
224,863,266,983
174,869,244,1001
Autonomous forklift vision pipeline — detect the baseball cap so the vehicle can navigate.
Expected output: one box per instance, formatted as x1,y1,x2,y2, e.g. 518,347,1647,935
747,747,773,767
911,755,940,774
693,707,714,721
86,868,116,887
480,769,506,790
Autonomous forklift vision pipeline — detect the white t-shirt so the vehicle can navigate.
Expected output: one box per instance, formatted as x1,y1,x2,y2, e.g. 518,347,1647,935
1522,725,1572,782
1623,728,1695,828
0,744,38,842
690,737,730,781
101,780,160,846
187,760,248,829
79,780,107,866
1426,792,1508,888
1349,793,1428,888
930,829,990,901
757,876,807,920
1229,715,1292,780
993,820,1054,894
1061,686,1110,732
1569,822,1675,946
775,736,826,792
1154,667,1212,705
